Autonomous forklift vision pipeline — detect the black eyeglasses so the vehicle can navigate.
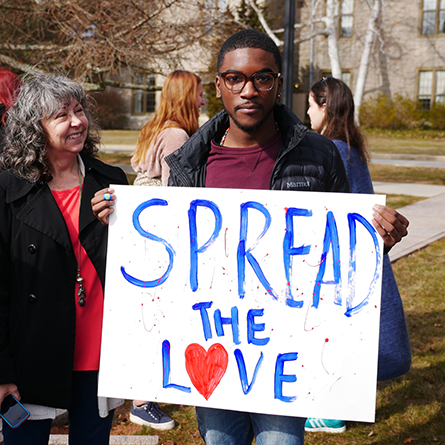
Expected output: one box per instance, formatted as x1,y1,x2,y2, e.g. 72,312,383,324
219,71,281,93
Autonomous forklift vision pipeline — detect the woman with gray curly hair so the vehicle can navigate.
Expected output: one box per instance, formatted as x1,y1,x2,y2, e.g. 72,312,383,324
0,73,127,444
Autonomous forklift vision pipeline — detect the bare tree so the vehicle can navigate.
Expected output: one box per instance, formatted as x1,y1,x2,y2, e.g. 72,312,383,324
0,0,385,112
0,0,233,90
245,0,384,121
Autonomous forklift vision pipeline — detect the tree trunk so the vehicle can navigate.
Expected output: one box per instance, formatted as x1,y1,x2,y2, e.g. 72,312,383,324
325,0,342,79
354,0,382,124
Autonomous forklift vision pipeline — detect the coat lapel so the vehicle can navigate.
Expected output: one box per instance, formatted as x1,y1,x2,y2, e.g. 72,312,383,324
16,182,73,252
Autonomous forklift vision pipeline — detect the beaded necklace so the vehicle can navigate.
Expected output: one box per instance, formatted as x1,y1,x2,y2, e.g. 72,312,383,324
220,127,230,146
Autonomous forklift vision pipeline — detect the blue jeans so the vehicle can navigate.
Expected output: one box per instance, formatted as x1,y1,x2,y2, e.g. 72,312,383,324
3,371,115,445
196,406,306,445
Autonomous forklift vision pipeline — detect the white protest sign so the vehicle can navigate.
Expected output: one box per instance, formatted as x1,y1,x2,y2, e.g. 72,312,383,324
99,185,385,422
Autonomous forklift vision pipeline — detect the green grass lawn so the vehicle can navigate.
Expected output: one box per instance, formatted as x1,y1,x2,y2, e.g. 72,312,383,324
364,129,445,157
368,164,445,185
101,130,140,147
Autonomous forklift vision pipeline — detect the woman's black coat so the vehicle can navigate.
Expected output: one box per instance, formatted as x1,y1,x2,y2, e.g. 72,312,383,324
0,155,127,409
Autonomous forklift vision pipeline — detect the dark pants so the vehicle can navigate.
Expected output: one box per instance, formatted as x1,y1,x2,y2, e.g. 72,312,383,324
3,371,115,445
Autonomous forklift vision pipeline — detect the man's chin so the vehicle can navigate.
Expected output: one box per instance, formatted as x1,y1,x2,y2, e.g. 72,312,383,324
231,118,264,133
225,104,276,134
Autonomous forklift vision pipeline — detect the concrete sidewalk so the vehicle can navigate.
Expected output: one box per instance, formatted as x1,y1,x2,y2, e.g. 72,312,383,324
388,192,445,261
372,176,445,262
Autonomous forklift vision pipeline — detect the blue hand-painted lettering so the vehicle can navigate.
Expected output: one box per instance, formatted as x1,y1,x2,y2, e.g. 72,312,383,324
121,199,175,288
162,340,191,392
214,307,240,345
312,211,341,308
189,200,222,291
237,202,277,299
283,207,312,308
247,308,270,346
274,352,298,402
234,349,264,394
192,302,213,340
346,213,381,317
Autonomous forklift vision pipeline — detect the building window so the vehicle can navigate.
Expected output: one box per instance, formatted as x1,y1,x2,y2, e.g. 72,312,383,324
340,0,354,37
436,70,445,103
132,73,156,115
418,69,445,109
421,0,445,35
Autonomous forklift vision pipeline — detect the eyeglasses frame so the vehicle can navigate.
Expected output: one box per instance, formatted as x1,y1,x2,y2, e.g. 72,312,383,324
218,71,282,93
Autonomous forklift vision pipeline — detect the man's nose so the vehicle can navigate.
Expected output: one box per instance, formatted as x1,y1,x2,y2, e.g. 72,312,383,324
240,79,258,97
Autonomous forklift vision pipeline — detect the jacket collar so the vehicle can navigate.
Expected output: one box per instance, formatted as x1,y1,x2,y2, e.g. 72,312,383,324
273,103,308,148
6,154,115,250
194,102,309,151
164,102,310,187
167,102,309,163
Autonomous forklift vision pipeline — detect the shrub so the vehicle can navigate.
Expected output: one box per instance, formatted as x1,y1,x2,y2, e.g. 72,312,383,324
428,102,445,130
360,93,427,130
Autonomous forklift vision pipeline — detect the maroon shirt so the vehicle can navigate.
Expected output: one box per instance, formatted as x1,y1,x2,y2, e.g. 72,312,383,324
205,129,282,190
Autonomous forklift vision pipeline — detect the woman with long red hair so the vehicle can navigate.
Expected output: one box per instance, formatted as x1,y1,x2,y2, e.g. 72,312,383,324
131,70,205,186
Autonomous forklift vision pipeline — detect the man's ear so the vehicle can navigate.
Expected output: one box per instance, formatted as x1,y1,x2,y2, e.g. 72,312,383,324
277,75,283,99
215,76,222,99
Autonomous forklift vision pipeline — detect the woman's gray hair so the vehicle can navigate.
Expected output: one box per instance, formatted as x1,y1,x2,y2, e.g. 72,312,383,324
0,73,100,182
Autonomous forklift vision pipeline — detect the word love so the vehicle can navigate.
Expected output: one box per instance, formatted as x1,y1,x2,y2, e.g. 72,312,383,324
162,340,298,402
163,302,302,402
121,198,381,316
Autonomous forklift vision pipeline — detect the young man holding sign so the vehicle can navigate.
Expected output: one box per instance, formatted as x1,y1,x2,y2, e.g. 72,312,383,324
93,29,408,445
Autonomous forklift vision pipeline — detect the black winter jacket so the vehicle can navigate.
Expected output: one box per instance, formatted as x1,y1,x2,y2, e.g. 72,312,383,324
165,103,350,193
0,156,128,409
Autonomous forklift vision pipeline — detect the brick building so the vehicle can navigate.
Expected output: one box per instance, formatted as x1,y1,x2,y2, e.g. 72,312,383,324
294,0,445,117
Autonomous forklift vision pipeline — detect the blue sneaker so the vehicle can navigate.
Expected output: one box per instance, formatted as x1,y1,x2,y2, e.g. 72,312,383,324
130,402,175,430
305,418,346,433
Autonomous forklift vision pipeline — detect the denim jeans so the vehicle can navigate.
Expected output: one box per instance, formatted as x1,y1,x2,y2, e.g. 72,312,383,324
196,406,306,445
3,371,114,445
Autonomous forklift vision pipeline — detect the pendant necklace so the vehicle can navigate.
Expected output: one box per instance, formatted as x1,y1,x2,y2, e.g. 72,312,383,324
76,169,86,307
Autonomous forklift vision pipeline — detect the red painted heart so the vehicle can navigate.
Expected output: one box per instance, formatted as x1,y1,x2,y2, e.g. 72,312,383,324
185,343,229,400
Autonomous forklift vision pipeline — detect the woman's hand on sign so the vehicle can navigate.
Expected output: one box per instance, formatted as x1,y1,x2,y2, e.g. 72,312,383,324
91,188,116,226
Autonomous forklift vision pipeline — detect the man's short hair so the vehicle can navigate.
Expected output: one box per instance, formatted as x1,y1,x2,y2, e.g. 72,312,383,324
217,29,282,73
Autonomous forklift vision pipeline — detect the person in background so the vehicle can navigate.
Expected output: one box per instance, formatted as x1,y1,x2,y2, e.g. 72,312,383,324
305,76,411,433
130,69,205,187
0,74,127,445
94,70,205,430
0,69,23,151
